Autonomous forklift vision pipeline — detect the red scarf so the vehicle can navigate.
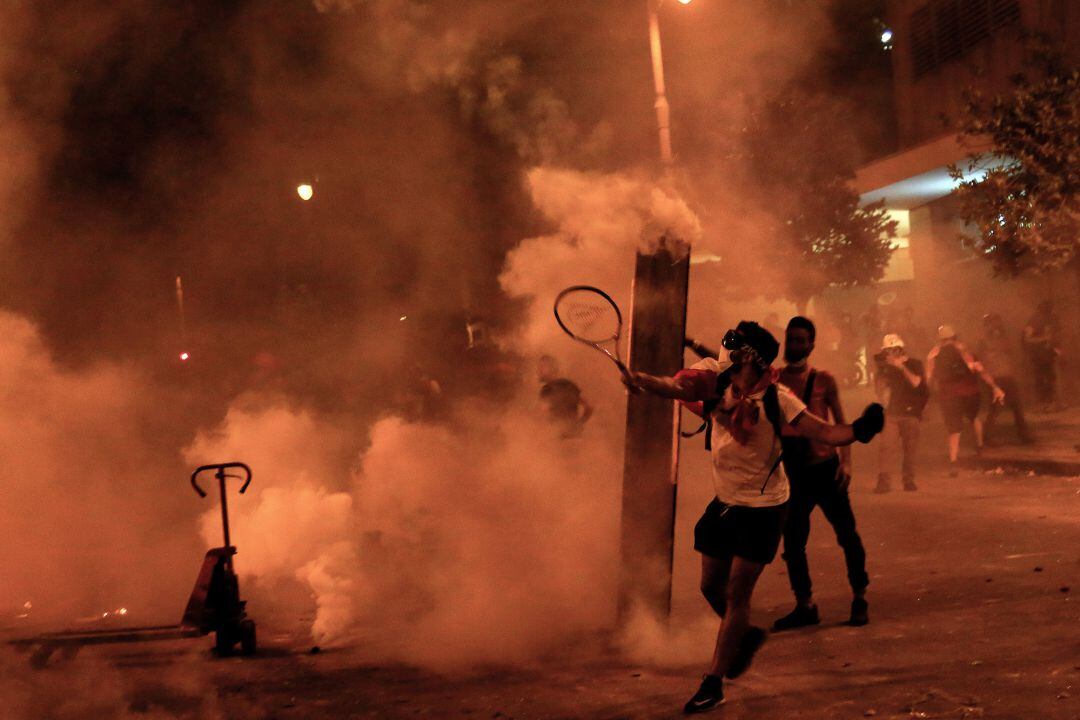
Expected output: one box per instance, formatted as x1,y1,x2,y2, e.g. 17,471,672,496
725,367,779,445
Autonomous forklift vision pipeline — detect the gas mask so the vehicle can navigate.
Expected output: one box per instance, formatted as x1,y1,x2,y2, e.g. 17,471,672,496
722,329,764,369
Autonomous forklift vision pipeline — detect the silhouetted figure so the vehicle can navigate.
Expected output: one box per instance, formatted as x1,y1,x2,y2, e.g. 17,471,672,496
536,355,592,439
1023,301,1061,411
978,314,1033,444
402,363,444,422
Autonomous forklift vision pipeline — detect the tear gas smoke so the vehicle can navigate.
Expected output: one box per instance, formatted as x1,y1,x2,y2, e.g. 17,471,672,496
0,648,256,720
0,311,201,623
186,400,622,667
0,0,873,667
3,0,1061,703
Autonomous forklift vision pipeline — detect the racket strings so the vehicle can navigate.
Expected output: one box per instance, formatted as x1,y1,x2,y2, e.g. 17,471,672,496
562,301,618,342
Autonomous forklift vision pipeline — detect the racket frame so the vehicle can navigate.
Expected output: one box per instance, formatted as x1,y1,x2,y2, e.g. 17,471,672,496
553,285,632,380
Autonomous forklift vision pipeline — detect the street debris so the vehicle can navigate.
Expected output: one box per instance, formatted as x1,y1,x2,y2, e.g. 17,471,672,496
903,689,983,719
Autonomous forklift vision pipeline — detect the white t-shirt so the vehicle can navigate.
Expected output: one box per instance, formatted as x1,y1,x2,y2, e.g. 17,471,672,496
685,358,807,507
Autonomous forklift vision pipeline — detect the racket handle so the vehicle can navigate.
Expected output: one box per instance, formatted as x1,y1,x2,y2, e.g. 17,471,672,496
616,362,644,394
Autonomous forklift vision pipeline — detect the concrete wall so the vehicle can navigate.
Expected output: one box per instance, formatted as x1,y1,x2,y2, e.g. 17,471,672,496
886,0,1080,148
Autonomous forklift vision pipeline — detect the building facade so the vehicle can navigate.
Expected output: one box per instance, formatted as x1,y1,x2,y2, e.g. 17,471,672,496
854,0,1078,377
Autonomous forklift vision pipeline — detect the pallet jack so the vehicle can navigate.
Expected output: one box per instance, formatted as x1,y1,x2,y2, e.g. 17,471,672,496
11,462,257,666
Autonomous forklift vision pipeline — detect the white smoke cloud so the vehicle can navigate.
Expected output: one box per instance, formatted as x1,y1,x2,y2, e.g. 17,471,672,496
0,648,256,720
185,399,622,667
500,166,701,354
0,311,199,622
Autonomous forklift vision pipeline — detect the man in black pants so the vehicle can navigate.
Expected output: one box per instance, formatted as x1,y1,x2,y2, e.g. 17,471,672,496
774,316,870,630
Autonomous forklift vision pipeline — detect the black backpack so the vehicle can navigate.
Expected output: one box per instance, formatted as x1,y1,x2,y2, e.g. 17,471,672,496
681,367,783,448
937,343,973,382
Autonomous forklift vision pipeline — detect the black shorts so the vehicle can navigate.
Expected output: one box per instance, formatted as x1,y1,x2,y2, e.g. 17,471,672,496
941,395,980,433
693,499,789,565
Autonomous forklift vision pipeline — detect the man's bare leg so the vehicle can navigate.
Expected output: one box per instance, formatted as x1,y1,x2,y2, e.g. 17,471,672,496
707,557,765,677
947,432,961,463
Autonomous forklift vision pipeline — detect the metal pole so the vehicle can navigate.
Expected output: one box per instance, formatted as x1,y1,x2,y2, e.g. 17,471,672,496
615,0,689,623
648,1,674,167
218,469,231,550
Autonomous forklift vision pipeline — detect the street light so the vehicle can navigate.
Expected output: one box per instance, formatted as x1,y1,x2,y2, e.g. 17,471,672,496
647,0,691,167
620,0,695,623
296,183,314,201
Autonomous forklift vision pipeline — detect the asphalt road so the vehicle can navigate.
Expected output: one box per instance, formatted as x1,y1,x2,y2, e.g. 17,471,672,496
7,461,1078,720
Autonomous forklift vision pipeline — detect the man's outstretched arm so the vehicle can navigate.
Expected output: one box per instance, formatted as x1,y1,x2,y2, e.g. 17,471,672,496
625,369,715,401
792,403,884,446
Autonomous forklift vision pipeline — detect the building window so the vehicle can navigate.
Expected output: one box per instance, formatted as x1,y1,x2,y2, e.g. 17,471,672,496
910,0,1021,78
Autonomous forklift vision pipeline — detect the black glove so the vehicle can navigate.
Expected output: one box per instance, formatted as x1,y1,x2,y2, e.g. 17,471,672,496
852,403,885,443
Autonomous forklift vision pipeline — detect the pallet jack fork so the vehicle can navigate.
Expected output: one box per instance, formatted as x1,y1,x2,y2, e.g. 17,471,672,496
10,462,258,667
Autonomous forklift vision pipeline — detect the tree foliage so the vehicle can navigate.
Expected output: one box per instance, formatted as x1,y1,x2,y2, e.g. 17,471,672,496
950,52,1079,275
720,91,898,309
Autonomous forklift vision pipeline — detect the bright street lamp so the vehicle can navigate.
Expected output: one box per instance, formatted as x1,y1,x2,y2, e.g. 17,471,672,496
296,183,314,201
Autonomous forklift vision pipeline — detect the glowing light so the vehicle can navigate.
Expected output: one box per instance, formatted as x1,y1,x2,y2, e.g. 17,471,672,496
118,608,128,615
399,315,408,322
880,29,893,45
179,352,190,361
677,0,692,4
297,183,314,201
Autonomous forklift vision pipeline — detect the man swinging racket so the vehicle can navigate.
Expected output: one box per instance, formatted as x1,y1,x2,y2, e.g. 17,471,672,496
624,321,884,714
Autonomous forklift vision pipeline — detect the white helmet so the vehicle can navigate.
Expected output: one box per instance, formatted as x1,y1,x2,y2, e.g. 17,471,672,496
881,333,905,351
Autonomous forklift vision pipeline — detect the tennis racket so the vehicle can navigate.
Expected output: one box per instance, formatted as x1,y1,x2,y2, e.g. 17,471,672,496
553,285,633,382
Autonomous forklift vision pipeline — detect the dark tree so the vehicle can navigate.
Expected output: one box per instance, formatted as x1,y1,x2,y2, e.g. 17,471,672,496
950,47,1079,278
717,90,898,312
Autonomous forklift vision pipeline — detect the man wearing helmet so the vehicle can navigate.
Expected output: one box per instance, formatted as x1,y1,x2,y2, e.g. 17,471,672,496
874,334,929,492
624,320,885,714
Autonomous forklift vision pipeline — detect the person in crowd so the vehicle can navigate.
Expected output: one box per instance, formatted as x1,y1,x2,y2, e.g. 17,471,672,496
927,325,1005,476
1022,301,1062,411
624,321,884,714
536,355,592,438
773,316,870,631
978,313,1033,444
402,362,444,422
874,334,929,492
